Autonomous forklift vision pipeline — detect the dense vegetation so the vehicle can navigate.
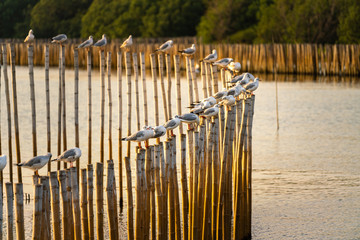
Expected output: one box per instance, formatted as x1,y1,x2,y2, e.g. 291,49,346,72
0,0,359,43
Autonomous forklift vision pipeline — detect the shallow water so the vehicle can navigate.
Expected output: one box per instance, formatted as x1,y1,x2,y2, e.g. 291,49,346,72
1,66,359,239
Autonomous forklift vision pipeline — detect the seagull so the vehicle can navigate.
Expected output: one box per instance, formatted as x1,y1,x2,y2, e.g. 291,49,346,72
0,155,7,171
227,62,241,75
199,49,217,63
200,104,220,118
213,58,233,68
94,34,107,47
154,40,173,53
120,35,133,49
77,35,94,49
51,147,82,168
213,88,228,100
189,96,216,113
219,95,236,108
24,29,35,43
150,125,167,139
244,77,261,95
16,153,52,175
228,72,254,86
227,84,246,97
178,44,196,56
121,127,154,148
51,34,67,44
163,116,182,136
177,113,200,130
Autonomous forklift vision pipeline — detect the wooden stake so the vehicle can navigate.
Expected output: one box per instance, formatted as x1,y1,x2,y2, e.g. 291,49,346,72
80,169,89,240
100,50,105,163
124,156,134,240
96,162,104,240
201,61,208,98
106,160,118,240
28,44,37,157
205,63,213,97
165,54,172,120
190,58,199,103
57,45,62,171
87,49,92,165
125,52,132,156
49,172,61,240
61,45,67,169
0,179,2,240
107,52,113,160
133,53,140,131
185,56,194,106
66,169,74,238
210,64,219,94
32,184,43,240
71,168,81,240
45,45,51,172
14,183,24,240
58,170,70,239
154,145,163,240
158,54,169,122
174,55,183,134
117,51,123,208
87,164,95,240
74,49,80,176
180,134,188,240
40,176,51,240
150,54,160,128
10,44,22,183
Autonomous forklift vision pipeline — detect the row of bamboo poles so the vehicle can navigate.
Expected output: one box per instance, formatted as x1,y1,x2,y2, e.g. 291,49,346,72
0,41,255,239
2,38,359,76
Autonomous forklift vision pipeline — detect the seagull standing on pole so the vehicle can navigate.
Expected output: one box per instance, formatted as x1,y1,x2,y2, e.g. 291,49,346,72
0,155,7,171
16,153,52,175
51,34,67,45
51,147,82,168
24,29,35,43
213,58,233,68
121,126,154,148
77,35,94,49
120,35,133,50
178,44,196,56
199,49,217,63
94,34,107,48
154,40,173,53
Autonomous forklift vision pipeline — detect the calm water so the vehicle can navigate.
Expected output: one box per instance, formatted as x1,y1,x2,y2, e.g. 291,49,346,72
1,66,359,239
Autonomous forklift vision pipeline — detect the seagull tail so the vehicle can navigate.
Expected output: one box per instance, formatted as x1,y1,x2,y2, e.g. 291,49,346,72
121,137,128,141
178,50,184,53
14,163,23,166
50,158,59,162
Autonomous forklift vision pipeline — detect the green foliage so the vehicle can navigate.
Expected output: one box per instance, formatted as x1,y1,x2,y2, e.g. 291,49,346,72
338,0,360,43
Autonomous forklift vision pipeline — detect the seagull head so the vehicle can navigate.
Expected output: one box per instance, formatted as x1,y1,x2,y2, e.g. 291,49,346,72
212,49,217,54
47,153,52,158
255,77,261,82
168,40,173,46
102,34,106,39
29,29,33,34
89,35,93,40
191,44,196,49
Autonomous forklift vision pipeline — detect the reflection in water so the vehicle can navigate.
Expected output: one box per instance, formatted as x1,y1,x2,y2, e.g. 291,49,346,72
0,66,359,239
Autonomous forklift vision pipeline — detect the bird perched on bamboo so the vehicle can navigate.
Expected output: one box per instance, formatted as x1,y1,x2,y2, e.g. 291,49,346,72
0,155,7,171
178,44,196,56
227,62,241,76
150,125,167,139
24,29,35,43
199,104,220,118
51,147,81,168
213,88,228,101
120,35,133,50
227,83,246,98
16,153,52,175
154,40,173,53
219,95,236,110
228,72,254,86
163,115,182,136
177,113,200,130
244,77,261,95
121,126,154,148
213,58,233,68
51,34,67,45
199,49,217,63
77,35,93,49
94,34,107,48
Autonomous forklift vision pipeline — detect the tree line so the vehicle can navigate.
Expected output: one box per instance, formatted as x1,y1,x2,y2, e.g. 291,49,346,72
1,0,359,44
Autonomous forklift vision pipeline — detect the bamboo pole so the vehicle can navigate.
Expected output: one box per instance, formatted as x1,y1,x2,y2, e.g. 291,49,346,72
10,44,22,183
2,45,13,182
71,168,81,240
135,150,142,240
197,124,206,230
144,146,152,240
211,64,219,95
124,156,134,240
58,170,70,239
87,164,95,240
32,184,43,240
40,177,51,240
28,45,37,157
106,160,118,240
61,45,67,169
66,169,74,238
190,58,199,103
174,55,183,134
57,45,62,170
125,52,132,156
0,180,2,240
159,142,167,240
14,183,24,240
74,49,80,175
0,47,2,195
133,53,141,131
154,145,163,240
167,140,175,240
87,49,92,165
201,61,208,98
45,45,51,172
49,172,61,240
96,162,104,240
165,54,172,120
205,63,212,97
117,51,123,208
80,169,89,240
191,131,200,240
100,50,105,163
158,54,169,122
149,146,156,240
171,137,181,240
212,119,220,239
150,54,160,128
180,134,188,240
140,52,148,126
107,52,113,160
185,56,194,106
5,183,13,240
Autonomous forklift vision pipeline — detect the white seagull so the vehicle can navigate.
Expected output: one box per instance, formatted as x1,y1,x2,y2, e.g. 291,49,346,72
0,155,7,171
200,104,220,118
244,77,261,94
213,58,233,68
51,34,67,44
219,95,236,107
120,35,133,49
227,84,246,97
227,62,241,75
154,40,173,53
213,88,228,100
77,35,94,49
178,44,196,56
228,72,254,85
24,29,35,43
121,127,154,148
94,34,107,47
163,116,182,136
51,147,82,168
17,153,52,175
200,49,217,63
150,125,167,139
177,113,200,129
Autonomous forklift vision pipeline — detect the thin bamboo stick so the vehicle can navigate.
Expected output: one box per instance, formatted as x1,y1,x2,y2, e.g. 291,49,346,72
165,54,172,120
206,63,213,97
154,144,163,240
40,176,51,240
61,45,67,169
135,150,142,240
180,134,188,240
0,179,2,240
96,162,104,240
66,169,74,238
74,49,80,176
100,50,105,163
117,51,123,208
167,140,175,240
32,184,43,240
57,45,62,170
45,45,51,172
125,52,132,156
49,172,61,240
87,49,92,165
192,131,200,240
133,53,141,131
80,169,89,240
71,168,81,240
28,45,37,157
212,119,220,239
107,52,113,160
211,64,219,95
171,137,181,240
58,170,70,239
158,54,169,122
201,61,208,98
124,156,134,240
6,183,14,240
160,142,168,240
174,55,183,134
187,129,194,239
10,44,22,183
185,56,194,105
14,183,24,240
197,124,206,230
144,146,152,240
190,58,199,103
149,146,156,240
106,160,118,240
87,164,95,240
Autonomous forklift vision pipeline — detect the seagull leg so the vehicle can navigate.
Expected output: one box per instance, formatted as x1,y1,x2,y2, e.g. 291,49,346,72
70,162,73,168
138,142,142,148
145,140,149,149
171,130,175,137
35,170,39,176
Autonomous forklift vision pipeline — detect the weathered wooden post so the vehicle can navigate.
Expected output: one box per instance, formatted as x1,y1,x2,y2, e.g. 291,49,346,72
80,169,89,240
49,172,61,240
100,50,105,163
45,45,51,172
71,168,81,240
32,184,43,240
87,49,92,165
96,162,104,240
87,164,95,240
14,183,24,240
117,51,123,208
106,160,118,240
74,49,80,176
